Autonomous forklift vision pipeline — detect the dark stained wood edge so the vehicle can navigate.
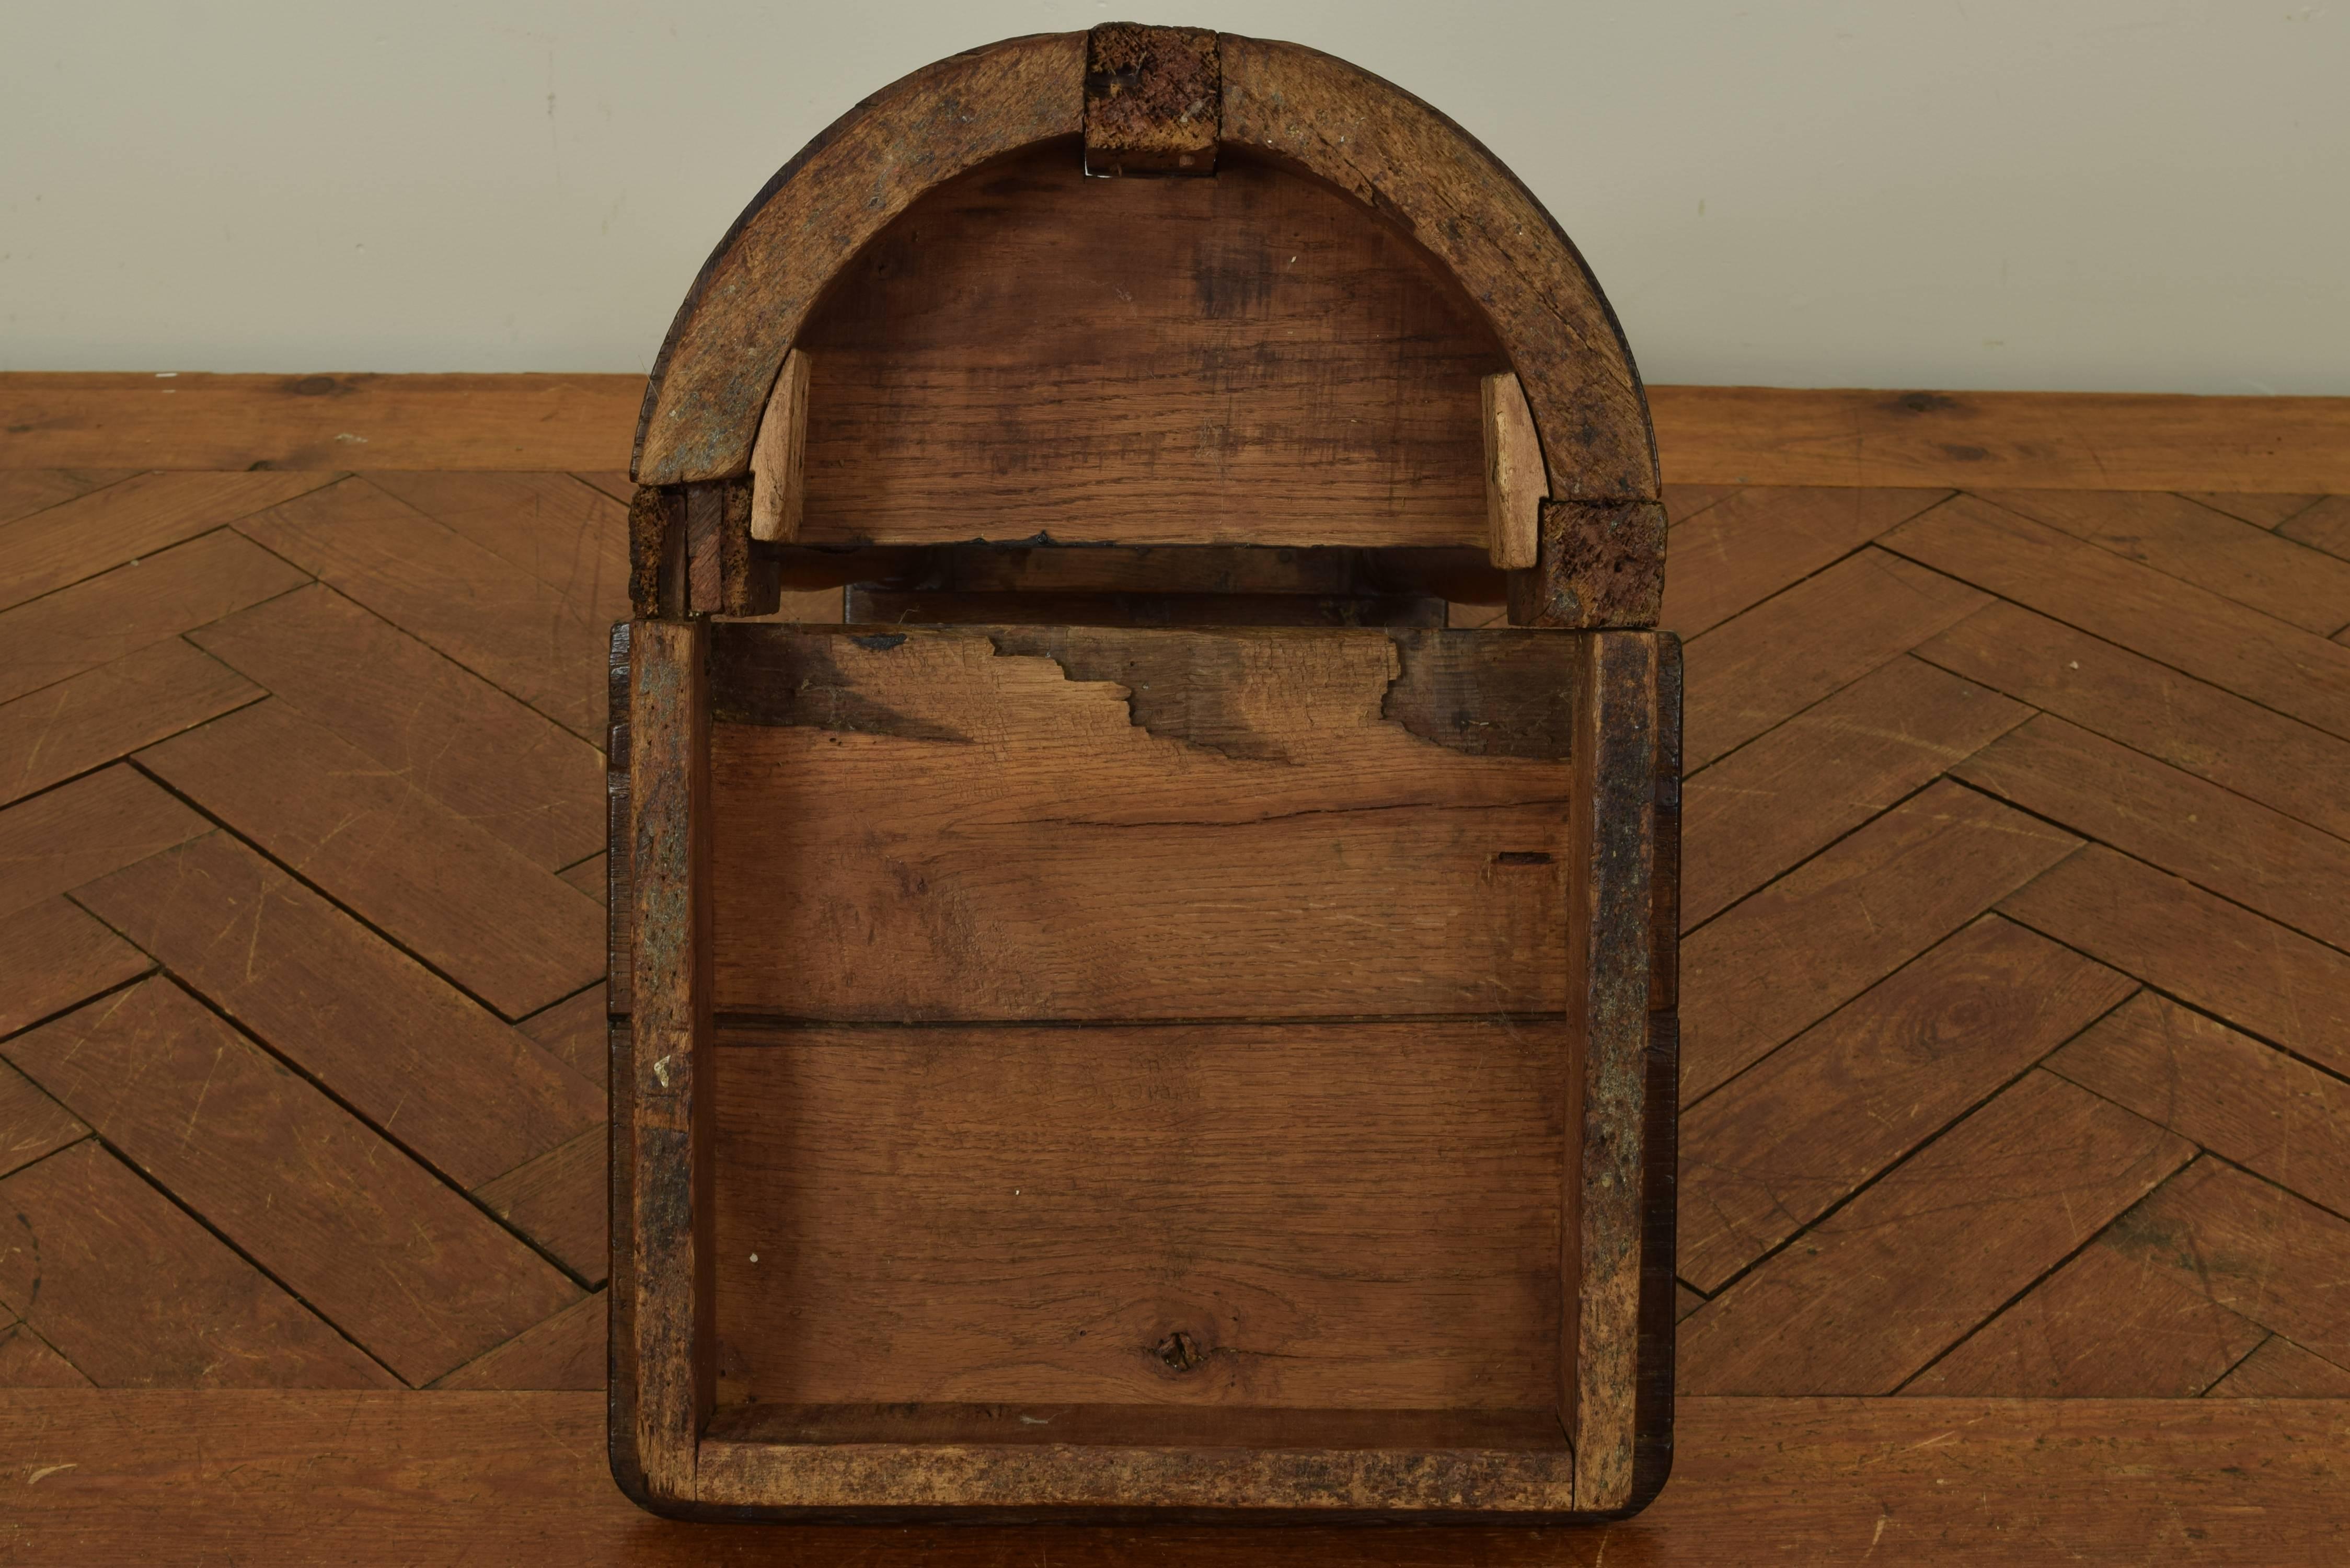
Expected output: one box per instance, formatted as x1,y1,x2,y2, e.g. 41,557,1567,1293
683,486,724,615
1626,632,1681,1516
604,624,634,1014
1508,499,1669,629
1084,23,1219,177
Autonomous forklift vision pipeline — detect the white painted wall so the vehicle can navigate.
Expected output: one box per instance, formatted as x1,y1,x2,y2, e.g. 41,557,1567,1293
4,2,2344,393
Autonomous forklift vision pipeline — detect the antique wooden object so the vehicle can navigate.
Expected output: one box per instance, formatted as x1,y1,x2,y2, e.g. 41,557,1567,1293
612,23,1678,1522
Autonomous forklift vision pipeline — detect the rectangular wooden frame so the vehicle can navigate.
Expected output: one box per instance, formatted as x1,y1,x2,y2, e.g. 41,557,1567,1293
607,617,1679,1522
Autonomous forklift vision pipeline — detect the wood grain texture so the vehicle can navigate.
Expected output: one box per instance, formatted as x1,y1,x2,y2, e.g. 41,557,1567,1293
710,1020,1562,1412
1680,547,1989,768
2278,495,2350,567
1884,494,2350,741
1679,1071,2193,1395
1679,917,2134,1293
0,1141,393,1390
139,699,603,1019
191,584,604,871
1657,486,1950,639
0,765,208,922
0,1059,88,1181
1679,781,2079,1102
1646,385,2350,492
1918,598,2350,841
2209,1337,2350,1398
746,351,808,545
0,638,259,810
0,1322,89,1387
521,984,608,1091
2000,846,2350,1079
1956,713,2350,951
433,1291,606,1392
2048,993,2350,1224
0,469,330,614
1482,373,1542,570
1679,655,2029,928
75,832,601,1190
359,471,631,625
0,468,133,525
706,625,1574,1021
0,528,307,709
1084,22,1219,176
475,1123,606,1287
236,478,611,737
4,981,579,1387
0,899,150,1045
2182,492,2321,529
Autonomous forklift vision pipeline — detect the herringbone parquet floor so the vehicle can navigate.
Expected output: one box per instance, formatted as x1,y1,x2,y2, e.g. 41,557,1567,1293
4,464,2350,1408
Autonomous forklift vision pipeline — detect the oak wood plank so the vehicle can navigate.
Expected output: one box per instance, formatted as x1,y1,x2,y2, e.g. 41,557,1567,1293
2048,993,2350,1222
520,984,608,1092
0,898,151,1044
0,529,308,708
2183,492,2321,529
1680,917,2134,1292
1680,656,2030,927
2001,846,2350,1079
432,1292,606,1392
558,854,607,906
191,584,604,870
1679,1070,2193,1394
2209,1337,2350,1397
0,765,208,921
0,1323,89,1387
2279,495,2350,571
475,1123,606,1287
1956,713,2350,951
361,471,630,624
1884,494,2350,740
0,1140,394,1389
1903,1230,2266,1397
0,468,134,526
0,469,331,614
1680,781,2079,1101
2,981,580,1387
1659,486,1950,639
235,478,610,737
1970,488,2350,636
1680,547,1989,768
1481,373,1542,569
710,1020,1562,1411
0,638,260,810
75,832,601,1189
1662,482,1741,526
0,1059,88,1181
139,700,604,1019
1918,598,2350,841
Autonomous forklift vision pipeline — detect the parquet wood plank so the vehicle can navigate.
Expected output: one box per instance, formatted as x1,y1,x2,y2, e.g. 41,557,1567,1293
574,471,634,505
1884,494,2350,740
1680,781,2079,1101
138,700,604,1019
474,1124,606,1287
0,1060,88,1181
1957,714,2350,951
0,469,133,527
0,470,331,614
191,585,604,871
362,472,630,625
0,638,260,809
1661,482,1741,526
0,1141,394,1389
236,478,610,737
75,833,601,1189
0,1323,90,1387
1681,547,1989,768
1902,1231,2265,1398
1678,1070,2194,1395
2049,993,2350,1221
1918,599,2350,841
1680,656,2029,927
0,529,308,708
2279,495,2350,570
0,898,150,1043
433,1292,606,1392
2107,1158,2350,1369
0,765,208,922
3,981,580,1387
1658,486,1949,638
558,853,606,906
2183,492,2322,530
1676,1283,1706,1322
1972,489,2350,636
2209,1337,2350,1397
1680,917,2133,1292
520,985,608,1092
2001,846,2350,1079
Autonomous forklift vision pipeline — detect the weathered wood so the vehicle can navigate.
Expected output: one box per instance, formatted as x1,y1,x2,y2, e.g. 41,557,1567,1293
2209,1336,2350,1397
0,468,330,614
1657,486,1951,638
434,1292,607,1392
0,765,208,923
1482,373,1543,571
0,1058,89,1182
1508,500,1668,629
1084,23,1219,177
747,351,808,545
476,1123,607,1287
682,483,723,615
0,638,260,811
843,587,1445,628
0,898,151,1045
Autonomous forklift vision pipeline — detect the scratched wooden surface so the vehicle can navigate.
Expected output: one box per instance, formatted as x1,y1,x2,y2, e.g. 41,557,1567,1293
0,388,2346,1557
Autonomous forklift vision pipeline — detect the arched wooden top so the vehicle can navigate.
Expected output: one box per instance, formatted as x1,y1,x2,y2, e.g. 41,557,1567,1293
631,29,1658,509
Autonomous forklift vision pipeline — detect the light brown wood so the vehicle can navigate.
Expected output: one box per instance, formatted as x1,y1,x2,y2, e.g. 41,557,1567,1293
0,639,260,811
1658,486,1950,638
0,468,330,613
433,1292,607,1393
2209,1337,2350,1397
475,1123,606,1287
1483,373,1542,570
746,350,807,544
2112,1158,2350,1370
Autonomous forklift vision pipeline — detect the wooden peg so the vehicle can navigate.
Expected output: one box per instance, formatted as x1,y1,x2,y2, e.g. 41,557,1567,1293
748,349,809,544
1483,372,1545,571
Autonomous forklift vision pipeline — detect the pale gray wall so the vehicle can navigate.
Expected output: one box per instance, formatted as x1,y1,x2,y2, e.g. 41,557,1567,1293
4,1,2344,392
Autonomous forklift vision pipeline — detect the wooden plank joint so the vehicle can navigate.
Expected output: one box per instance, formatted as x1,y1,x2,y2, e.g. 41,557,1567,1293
1484,372,1546,570
1084,23,1220,177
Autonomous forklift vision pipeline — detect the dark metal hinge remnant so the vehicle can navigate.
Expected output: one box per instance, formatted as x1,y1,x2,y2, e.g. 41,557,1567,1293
1084,22,1220,177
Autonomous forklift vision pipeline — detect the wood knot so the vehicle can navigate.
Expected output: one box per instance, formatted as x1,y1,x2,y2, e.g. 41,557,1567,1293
1153,1329,1205,1374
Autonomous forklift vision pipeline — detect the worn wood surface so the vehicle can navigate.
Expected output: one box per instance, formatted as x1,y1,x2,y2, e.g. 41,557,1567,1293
1084,22,1219,177
1482,373,1544,570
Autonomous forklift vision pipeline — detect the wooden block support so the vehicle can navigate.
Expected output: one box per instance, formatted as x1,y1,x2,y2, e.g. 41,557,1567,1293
1484,372,1545,570
1083,23,1219,177
747,351,808,544
1508,499,1671,629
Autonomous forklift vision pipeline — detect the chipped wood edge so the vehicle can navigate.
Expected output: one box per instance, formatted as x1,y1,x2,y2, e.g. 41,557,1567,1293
1083,22,1220,177
1483,372,1544,570
623,618,713,1507
747,350,808,544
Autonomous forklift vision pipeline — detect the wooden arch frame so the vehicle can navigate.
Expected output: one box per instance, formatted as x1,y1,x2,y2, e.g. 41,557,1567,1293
629,26,1667,627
